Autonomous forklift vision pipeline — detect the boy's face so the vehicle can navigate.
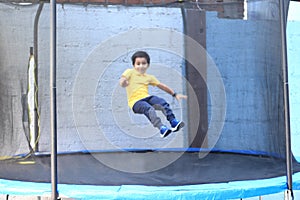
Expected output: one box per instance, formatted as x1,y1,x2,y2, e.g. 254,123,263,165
133,57,149,74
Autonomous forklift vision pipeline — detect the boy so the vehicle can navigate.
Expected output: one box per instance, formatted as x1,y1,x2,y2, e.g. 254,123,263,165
119,51,187,138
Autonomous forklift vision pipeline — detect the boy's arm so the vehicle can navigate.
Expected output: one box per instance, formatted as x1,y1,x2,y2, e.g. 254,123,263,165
119,76,129,87
157,83,187,101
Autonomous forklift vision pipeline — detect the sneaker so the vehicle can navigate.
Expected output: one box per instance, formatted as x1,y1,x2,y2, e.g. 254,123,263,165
160,125,172,138
170,119,185,132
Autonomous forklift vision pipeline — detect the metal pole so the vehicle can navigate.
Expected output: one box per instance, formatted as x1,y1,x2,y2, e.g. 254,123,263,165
33,2,44,152
50,0,58,198
279,0,293,197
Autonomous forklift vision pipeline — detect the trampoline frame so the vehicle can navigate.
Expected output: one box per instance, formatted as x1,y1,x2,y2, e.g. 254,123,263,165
45,0,292,198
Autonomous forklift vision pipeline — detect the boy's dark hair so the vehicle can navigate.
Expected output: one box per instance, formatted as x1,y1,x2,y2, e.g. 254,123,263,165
131,51,150,65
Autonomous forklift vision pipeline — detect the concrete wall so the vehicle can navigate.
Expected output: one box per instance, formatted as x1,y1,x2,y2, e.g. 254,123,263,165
0,3,186,153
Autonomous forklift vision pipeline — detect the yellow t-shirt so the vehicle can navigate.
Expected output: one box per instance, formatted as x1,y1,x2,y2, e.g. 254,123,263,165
122,68,160,108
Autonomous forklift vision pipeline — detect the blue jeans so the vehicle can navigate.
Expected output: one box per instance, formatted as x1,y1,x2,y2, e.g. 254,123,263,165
132,95,175,129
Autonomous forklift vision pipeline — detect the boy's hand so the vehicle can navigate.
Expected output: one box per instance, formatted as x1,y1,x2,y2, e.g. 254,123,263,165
119,77,129,87
175,94,187,101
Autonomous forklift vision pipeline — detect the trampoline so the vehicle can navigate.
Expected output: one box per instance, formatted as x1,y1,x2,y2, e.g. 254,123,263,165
1,150,300,199
1,0,300,199
0,149,299,186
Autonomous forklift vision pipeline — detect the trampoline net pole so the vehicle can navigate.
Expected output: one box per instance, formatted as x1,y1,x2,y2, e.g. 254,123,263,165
50,0,58,198
32,2,44,152
279,0,293,194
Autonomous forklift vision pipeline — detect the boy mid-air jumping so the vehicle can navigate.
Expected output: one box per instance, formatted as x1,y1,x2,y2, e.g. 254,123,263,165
119,51,187,138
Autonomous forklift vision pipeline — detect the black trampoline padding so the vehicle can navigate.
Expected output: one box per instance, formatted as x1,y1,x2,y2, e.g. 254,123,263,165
0,151,300,186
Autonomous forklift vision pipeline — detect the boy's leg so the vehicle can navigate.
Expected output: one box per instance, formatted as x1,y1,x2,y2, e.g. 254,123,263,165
133,98,172,137
132,99,163,129
147,96,175,122
148,96,184,132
